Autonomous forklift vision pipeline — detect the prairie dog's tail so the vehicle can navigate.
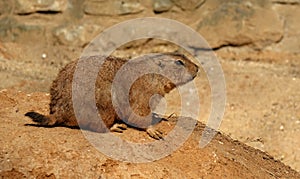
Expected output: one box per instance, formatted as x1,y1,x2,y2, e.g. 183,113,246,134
25,112,54,126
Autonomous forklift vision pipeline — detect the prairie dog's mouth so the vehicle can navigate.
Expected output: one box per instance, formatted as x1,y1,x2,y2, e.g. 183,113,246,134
189,73,198,81
192,73,197,79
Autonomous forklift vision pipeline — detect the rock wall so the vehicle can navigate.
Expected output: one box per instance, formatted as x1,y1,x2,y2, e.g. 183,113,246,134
0,0,299,56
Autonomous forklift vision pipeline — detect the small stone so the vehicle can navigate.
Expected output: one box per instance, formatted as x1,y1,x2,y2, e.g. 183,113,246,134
53,24,100,46
153,0,173,13
279,125,284,130
42,53,47,59
245,2,253,8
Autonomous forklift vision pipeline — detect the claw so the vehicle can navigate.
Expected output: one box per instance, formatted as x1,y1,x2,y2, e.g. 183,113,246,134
164,113,177,121
146,126,163,140
117,123,127,130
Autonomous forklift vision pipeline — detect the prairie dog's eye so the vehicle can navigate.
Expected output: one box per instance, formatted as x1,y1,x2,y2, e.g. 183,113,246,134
175,60,185,66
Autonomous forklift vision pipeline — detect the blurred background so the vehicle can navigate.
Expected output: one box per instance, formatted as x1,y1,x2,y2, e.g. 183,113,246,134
0,0,299,172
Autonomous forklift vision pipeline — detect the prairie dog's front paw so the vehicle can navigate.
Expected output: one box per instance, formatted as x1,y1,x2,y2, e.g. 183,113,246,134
110,123,127,133
146,126,163,140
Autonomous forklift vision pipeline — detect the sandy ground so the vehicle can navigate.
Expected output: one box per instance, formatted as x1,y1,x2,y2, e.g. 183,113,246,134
0,89,299,178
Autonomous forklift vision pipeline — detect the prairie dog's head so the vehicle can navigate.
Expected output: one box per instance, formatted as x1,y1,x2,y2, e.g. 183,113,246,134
112,53,199,97
149,53,199,90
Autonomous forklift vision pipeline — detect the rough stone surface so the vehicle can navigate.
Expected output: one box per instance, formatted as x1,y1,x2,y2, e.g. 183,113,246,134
197,1,284,49
0,0,299,53
84,0,144,16
14,0,68,14
268,4,300,53
0,17,45,43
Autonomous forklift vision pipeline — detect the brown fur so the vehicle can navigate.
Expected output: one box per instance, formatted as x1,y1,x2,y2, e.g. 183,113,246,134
25,53,198,134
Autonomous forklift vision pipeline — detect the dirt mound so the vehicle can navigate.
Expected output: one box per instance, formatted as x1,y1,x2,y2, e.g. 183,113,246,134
0,89,299,178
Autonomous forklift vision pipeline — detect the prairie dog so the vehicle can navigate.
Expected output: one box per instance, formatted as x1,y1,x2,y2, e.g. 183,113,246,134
25,53,199,139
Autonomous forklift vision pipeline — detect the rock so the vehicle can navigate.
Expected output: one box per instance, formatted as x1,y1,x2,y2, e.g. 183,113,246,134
67,0,85,20
0,17,45,44
14,0,68,14
53,24,101,46
84,0,144,16
271,0,300,4
267,4,300,53
172,0,205,10
153,0,174,13
197,1,284,49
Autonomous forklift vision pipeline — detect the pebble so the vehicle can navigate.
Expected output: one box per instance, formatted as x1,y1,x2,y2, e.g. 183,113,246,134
279,125,284,131
153,0,173,13
42,53,47,59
